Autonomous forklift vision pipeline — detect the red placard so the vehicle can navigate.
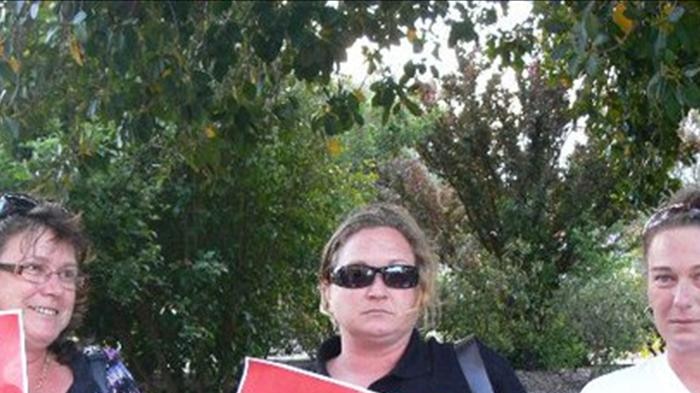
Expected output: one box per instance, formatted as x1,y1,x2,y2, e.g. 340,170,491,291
237,358,377,393
0,310,27,393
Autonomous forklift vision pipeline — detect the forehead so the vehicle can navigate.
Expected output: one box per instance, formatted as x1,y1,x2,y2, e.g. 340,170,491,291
0,228,77,263
336,226,414,265
647,226,700,269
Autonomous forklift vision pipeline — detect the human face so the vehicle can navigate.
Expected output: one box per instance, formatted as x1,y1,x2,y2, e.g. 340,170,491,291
0,228,77,352
647,226,700,355
323,226,420,345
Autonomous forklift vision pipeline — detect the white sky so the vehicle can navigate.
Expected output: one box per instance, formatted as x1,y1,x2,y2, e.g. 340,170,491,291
336,1,587,165
338,1,534,93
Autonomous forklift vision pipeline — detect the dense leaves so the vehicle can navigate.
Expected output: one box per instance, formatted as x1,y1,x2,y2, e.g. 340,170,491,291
418,58,649,369
486,1,698,208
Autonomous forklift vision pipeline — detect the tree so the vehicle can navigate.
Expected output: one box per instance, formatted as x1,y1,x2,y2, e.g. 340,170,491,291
485,1,700,208
0,1,450,390
417,56,649,369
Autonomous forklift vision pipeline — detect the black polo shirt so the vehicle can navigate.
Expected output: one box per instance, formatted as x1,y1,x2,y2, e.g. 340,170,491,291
314,330,526,393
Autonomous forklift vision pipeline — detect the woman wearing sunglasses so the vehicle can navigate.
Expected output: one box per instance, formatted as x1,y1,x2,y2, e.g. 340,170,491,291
316,203,525,393
582,186,700,393
0,193,140,393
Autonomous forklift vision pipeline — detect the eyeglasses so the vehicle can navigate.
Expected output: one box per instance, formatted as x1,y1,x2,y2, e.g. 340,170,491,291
329,263,419,289
0,193,38,221
0,262,85,290
643,202,700,236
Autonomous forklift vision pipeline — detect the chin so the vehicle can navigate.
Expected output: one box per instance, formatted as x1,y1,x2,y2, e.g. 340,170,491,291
666,337,700,355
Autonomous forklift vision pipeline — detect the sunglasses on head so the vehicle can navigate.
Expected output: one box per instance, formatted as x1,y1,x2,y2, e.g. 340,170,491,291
0,193,38,221
329,263,419,289
643,202,700,236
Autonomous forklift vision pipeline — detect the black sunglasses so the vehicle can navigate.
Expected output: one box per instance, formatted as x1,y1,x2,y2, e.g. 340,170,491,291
0,193,38,221
330,263,419,289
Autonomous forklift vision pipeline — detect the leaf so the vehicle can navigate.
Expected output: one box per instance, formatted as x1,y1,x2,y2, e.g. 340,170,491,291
583,10,600,38
448,19,477,48
353,89,365,103
204,124,217,139
585,53,599,77
402,61,416,80
8,57,20,74
667,5,685,23
683,65,700,79
612,3,634,34
326,137,342,157
407,27,417,43
70,38,84,66
402,97,423,116
592,33,608,48
2,117,20,139
29,1,39,19
0,60,15,81
680,82,700,107
45,26,59,44
480,8,497,25
72,10,87,25
654,31,667,60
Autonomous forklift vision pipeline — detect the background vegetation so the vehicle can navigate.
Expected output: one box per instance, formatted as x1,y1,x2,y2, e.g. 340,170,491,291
1,1,698,391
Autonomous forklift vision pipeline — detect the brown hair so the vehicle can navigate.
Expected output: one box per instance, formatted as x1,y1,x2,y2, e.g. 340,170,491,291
642,184,700,269
318,203,437,316
0,196,91,363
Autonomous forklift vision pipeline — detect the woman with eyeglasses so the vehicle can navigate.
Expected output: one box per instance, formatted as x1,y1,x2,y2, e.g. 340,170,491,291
0,193,140,393
314,203,525,393
581,186,700,393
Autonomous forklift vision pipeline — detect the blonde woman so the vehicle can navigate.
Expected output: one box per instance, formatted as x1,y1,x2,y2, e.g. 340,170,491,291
315,203,525,393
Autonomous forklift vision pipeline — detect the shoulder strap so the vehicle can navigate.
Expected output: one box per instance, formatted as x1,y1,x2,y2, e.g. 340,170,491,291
454,336,495,393
84,347,110,393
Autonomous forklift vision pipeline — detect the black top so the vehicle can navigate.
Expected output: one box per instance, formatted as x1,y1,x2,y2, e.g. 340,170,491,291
67,350,100,393
314,330,526,393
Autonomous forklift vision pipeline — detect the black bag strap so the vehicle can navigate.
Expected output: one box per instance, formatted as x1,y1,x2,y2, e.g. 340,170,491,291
454,336,495,393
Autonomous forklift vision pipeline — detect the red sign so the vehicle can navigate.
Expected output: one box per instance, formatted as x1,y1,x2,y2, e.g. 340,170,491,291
0,310,27,393
237,358,377,393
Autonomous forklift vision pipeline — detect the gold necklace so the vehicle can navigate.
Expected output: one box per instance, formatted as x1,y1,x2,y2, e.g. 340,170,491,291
34,354,51,393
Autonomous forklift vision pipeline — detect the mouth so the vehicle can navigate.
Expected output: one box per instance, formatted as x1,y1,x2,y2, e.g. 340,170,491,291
670,319,700,325
29,306,59,317
362,309,392,315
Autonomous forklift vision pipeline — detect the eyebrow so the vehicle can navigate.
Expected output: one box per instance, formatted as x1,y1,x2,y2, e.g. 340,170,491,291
648,265,700,273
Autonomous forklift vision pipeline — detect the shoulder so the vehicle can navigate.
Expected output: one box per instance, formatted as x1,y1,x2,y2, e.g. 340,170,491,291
450,338,526,393
581,356,673,393
420,335,526,393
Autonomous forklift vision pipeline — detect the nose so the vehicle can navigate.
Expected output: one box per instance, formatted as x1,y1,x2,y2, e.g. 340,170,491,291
673,279,694,310
366,272,389,298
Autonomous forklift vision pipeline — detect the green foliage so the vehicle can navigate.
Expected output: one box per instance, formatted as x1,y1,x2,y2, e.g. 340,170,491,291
0,2,476,390
553,223,650,365
0,1,455,141
418,57,654,369
0,85,376,392
486,0,697,208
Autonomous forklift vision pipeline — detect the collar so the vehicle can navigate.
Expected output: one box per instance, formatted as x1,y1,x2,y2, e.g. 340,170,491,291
316,329,432,380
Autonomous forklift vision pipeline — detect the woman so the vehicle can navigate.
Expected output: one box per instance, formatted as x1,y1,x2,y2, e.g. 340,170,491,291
316,203,525,393
581,186,700,393
0,193,140,393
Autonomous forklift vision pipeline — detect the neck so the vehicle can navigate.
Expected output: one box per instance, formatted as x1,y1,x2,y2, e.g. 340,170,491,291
25,347,50,391
26,346,49,368
328,330,413,387
667,350,700,391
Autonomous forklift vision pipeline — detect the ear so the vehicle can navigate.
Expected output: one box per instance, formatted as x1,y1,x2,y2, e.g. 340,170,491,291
320,281,332,313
